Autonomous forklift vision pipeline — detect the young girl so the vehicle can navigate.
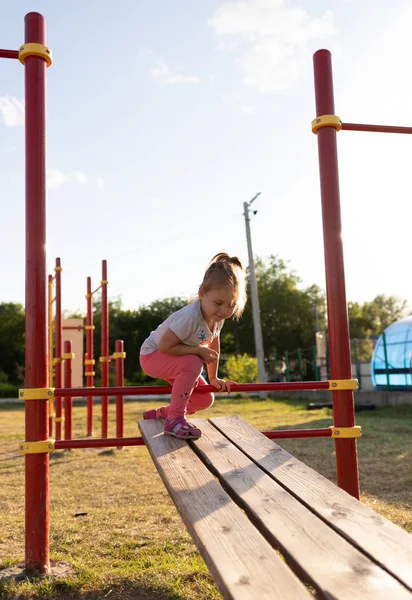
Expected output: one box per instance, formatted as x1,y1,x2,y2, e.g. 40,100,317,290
139,253,247,440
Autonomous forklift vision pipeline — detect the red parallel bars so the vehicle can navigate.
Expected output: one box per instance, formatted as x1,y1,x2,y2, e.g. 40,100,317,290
54,380,332,398
100,260,109,438
85,277,94,436
53,427,333,451
24,12,50,574
313,49,360,499
342,123,412,134
54,257,63,440
0,48,19,59
63,341,73,440
115,340,125,439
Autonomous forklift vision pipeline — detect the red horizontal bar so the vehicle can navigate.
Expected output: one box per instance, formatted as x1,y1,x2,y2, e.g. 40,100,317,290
54,381,331,398
55,437,145,449
55,428,332,449
342,122,412,134
0,49,19,59
264,428,331,439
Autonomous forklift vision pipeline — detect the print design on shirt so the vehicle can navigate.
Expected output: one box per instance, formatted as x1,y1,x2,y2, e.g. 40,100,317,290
198,329,207,342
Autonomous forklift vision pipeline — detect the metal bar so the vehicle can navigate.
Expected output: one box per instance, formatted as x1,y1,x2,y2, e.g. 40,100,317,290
264,428,332,439
54,258,62,441
284,350,290,381
47,274,54,434
382,331,390,388
101,261,109,438
86,277,94,436
24,11,50,575
54,427,334,450
342,122,412,134
0,48,19,59
115,340,124,441
54,380,332,398
55,437,146,449
313,49,360,499
63,340,73,440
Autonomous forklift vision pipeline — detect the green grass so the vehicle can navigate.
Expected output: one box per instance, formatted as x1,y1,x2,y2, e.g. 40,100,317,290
0,396,411,599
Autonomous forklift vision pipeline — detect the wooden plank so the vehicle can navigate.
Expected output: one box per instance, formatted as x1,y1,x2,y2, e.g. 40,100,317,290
138,419,311,600
210,415,412,592
195,419,412,600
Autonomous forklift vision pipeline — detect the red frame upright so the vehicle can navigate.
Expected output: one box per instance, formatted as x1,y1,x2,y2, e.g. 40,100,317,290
54,257,63,440
85,277,94,436
23,12,50,574
100,260,109,438
313,50,359,499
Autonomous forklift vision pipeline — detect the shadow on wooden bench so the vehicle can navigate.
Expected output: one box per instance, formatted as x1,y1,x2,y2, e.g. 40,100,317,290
139,415,412,600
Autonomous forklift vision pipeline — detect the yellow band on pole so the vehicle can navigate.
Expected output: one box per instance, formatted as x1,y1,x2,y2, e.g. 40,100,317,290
19,388,55,400
328,379,358,391
18,439,55,454
329,426,362,438
84,325,95,330
84,359,95,365
18,43,52,67
62,353,75,360
112,352,126,359
312,114,342,134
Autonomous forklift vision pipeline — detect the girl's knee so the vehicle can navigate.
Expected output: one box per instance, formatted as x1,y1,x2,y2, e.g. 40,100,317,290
203,393,214,410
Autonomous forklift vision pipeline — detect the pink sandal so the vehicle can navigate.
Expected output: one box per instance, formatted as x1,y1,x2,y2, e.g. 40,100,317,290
164,416,202,440
143,406,168,420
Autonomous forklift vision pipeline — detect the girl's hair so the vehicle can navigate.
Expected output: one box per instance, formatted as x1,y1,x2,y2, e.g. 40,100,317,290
198,252,247,320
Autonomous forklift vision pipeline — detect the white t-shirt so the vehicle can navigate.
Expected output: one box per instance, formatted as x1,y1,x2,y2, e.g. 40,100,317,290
140,299,224,355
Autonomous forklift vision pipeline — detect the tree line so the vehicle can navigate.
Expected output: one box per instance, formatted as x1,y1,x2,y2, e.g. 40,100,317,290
0,256,408,386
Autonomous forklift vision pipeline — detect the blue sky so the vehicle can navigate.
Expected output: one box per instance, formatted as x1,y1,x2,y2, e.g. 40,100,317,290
1,0,411,315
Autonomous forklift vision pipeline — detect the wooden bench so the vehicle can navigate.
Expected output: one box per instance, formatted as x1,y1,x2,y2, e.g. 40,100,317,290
139,415,412,600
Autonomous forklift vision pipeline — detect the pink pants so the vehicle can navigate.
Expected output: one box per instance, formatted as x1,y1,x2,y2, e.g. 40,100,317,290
139,351,214,420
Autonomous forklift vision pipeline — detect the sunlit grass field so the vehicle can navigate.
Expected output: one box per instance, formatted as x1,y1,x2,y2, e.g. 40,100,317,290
1,396,411,599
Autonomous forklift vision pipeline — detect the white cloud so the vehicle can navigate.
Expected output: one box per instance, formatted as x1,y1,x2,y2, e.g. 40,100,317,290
140,49,200,85
95,177,105,191
47,169,105,191
73,171,88,185
151,61,200,85
47,169,68,190
0,96,24,126
209,0,336,92
241,105,255,115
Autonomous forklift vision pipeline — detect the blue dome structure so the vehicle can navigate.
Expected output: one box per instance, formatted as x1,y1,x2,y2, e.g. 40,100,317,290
371,317,412,390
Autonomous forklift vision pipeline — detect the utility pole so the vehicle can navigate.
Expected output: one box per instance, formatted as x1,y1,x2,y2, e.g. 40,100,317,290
243,193,266,383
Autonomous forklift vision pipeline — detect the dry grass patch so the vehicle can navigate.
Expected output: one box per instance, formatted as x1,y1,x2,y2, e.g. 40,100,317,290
0,396,411,599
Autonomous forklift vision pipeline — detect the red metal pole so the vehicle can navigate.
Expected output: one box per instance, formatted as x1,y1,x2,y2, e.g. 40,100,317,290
54,428,334,450
47,274,54,436
56,437,146,449
0,49,19,59
313,49,360,499
101,261,109,438
342,122,412,134
54,380,333,397
64,341,73,440
54,258,63,440
115,340,125,440
24,12,50,574
86,277,94,436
